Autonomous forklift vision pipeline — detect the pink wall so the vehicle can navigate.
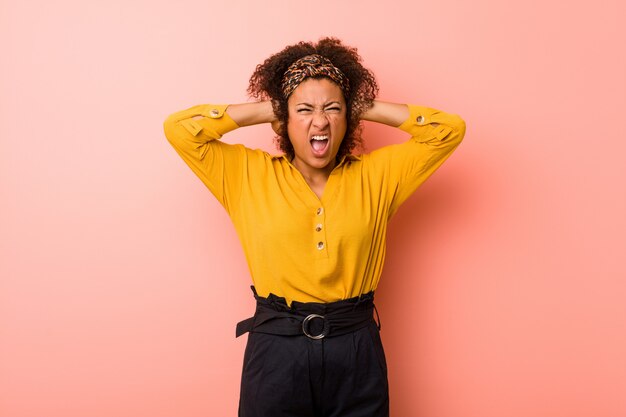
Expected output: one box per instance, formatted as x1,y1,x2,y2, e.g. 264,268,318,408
1,0,625,416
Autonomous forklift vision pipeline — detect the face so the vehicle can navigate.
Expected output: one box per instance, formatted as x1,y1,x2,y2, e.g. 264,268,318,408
287,77,347,176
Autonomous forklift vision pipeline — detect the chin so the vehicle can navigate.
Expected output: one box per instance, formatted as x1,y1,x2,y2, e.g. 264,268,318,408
312,157,335,169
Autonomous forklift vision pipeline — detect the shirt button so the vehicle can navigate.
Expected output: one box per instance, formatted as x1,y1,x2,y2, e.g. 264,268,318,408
317,242,325,250
315,224,323,232
209,109,220,118
416,115,425,124
316,207,323,215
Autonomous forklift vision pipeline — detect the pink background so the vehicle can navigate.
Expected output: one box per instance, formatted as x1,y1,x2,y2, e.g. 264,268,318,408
2,0,625,416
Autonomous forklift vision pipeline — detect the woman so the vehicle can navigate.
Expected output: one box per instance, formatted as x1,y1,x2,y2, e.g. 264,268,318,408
164,37,465,417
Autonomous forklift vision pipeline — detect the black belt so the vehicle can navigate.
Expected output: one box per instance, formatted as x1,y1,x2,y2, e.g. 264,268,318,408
236,287,381,340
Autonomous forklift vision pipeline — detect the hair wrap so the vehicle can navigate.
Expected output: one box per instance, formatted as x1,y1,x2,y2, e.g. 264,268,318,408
281,54,350,98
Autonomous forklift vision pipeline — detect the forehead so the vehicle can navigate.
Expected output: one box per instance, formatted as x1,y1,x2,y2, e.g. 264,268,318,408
288,78,345,105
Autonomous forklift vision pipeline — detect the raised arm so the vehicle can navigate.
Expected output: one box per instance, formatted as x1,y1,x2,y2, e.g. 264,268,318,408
360,100,410,127
163,101,276,212
226,100,276,127
360,100,466,216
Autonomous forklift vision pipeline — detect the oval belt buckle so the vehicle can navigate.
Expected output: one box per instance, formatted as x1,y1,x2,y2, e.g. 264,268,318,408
302,314,328,340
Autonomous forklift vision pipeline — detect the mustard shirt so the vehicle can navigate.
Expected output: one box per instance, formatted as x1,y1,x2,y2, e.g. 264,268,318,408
164,104,465,305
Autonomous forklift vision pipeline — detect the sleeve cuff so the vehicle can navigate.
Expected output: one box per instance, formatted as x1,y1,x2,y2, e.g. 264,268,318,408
396,104,465,145
196,104,240,137
397,105,436,133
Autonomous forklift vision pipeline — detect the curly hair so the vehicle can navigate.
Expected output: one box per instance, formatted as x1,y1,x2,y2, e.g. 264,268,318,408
248,37,378,161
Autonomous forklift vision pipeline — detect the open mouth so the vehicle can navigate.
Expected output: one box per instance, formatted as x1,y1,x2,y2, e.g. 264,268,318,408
310,135,329,154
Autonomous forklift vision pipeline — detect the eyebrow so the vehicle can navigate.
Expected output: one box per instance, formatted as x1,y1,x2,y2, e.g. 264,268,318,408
295,101,343,107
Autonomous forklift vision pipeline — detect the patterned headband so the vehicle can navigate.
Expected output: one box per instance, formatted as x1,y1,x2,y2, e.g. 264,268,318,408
281,54,350,98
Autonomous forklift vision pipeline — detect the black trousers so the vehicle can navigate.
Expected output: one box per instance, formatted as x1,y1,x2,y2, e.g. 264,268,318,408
238,291,389,417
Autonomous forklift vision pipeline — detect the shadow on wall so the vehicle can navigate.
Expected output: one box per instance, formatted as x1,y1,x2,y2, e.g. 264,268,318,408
378,157,473,302
374,148,490,413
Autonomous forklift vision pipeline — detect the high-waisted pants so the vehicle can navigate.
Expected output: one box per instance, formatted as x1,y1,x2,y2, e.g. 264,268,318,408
237,289,389,417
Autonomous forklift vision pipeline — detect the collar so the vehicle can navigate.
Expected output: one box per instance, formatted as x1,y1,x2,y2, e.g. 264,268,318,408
272,153,362,167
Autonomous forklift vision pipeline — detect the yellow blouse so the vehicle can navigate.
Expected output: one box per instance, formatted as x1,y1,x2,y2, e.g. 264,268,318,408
164,104,465,305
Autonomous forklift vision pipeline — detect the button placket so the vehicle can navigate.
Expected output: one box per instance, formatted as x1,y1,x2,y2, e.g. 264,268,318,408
314,206,328,256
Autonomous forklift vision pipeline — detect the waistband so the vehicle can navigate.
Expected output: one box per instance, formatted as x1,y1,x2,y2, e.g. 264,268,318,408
235,286,381,339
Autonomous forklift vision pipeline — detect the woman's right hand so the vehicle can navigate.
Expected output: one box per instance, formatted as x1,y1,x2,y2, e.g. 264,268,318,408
271,119,282,135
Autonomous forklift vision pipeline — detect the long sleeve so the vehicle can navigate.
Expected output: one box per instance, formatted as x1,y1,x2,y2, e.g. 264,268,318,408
366,104,466,216
163,104,245,212
163,102,465,304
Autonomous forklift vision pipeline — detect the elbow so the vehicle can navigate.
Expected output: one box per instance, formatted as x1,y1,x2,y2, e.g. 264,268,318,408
450,114,466,144
163,114,178,144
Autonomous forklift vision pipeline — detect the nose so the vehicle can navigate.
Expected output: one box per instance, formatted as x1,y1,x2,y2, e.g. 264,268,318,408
312,110,329,129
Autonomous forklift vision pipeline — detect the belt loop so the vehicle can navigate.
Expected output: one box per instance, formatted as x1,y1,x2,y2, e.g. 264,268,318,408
354,292,364,310
373,304,381,330
354,291,374,310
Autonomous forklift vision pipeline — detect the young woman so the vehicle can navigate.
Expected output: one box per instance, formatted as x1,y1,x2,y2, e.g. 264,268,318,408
164,37,465,417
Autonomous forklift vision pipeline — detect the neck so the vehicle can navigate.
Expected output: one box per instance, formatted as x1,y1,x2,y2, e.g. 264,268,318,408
292,159,336,184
